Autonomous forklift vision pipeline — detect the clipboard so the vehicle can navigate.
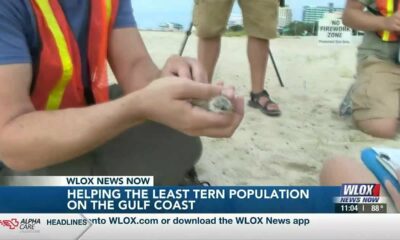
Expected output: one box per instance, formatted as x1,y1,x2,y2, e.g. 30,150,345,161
361,148,400,192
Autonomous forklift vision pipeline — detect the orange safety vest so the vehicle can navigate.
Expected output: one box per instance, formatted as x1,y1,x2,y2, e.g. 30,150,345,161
30,0,119,110
376,0,400,42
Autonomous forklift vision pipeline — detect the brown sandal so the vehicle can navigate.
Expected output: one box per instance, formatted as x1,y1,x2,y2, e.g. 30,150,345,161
248,90,281,117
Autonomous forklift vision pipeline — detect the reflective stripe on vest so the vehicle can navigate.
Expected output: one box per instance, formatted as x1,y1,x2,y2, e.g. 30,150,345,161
30,0,119,110
376,0,400,42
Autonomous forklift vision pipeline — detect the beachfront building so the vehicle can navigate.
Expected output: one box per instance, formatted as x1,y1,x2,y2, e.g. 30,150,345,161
323,11,343,20
159,22,183,32
227,13,244,29
303,2,344,23
278,6,293,28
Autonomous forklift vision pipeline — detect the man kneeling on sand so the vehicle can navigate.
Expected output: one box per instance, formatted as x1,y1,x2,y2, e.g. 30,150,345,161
343,0,400,138
0,0,244,185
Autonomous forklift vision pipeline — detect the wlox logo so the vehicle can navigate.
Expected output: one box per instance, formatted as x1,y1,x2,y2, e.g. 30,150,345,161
0,218,20,230
336,184,382,204
341,184,381,197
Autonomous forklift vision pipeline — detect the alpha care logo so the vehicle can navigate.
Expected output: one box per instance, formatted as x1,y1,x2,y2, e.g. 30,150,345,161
19,218,41,233
0,218,20,230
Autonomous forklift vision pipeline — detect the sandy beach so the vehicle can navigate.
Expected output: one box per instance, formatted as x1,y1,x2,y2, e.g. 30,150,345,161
111,31,400,186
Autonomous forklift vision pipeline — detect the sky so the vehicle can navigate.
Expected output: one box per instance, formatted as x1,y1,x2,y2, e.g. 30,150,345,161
131,0,346,30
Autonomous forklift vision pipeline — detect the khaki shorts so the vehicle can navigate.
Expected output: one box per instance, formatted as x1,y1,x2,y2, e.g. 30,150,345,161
352,56,400,121
193,0,278,39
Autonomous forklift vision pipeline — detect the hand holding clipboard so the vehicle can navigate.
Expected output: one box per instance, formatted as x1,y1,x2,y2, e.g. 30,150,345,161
362,148,400,211
386,170,400,212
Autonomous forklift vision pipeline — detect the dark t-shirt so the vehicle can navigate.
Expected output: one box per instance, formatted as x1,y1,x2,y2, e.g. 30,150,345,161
0,0,137,87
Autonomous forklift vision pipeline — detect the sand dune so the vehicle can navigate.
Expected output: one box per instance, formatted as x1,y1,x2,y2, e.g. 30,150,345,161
111,31,400,186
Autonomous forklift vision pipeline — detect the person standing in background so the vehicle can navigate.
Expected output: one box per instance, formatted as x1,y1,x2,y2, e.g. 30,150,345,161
194,0,281,117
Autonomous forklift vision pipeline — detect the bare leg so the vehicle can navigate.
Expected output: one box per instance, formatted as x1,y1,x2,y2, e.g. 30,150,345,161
198,37,221,82
248,36,268,93
320,157,378,186
355,118,398,139
247,36,279,112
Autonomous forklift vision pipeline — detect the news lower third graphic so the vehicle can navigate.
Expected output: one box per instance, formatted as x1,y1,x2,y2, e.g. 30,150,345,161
0,176,337,213
334,184,387,213
0,177,397,240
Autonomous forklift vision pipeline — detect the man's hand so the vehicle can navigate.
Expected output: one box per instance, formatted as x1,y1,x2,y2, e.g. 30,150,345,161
161,56,209,83
136,77,244,138
383,12,400,32
385,170,400,212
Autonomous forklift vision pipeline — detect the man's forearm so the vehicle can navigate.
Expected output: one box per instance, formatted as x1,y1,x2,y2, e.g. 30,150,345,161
108,28,161,94
0,92,144,172
117,57,160,94
343,8,386,31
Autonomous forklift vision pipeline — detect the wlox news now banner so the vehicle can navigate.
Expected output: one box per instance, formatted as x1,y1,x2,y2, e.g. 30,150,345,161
0,176,398,240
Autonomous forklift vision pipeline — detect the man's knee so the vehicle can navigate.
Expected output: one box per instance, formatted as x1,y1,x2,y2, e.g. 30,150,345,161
181,135,203,166
198,36,222,47
95,122,202,176
355,119,398,139
150,122,203,165
196,26,224,39
320,157,378,186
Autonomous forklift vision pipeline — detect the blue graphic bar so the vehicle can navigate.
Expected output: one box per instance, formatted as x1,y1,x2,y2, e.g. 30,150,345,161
0,187,340,213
